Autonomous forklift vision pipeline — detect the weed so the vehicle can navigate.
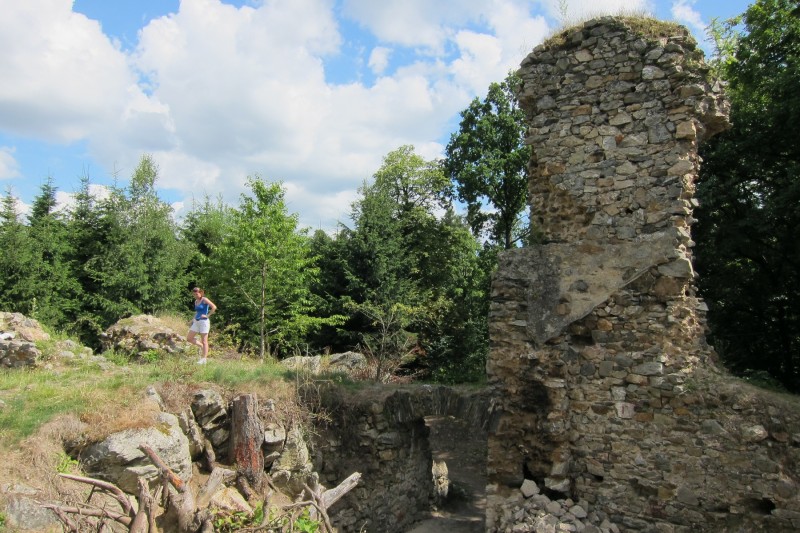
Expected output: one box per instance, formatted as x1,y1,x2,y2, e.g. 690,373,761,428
140,349,161,364
293,508,321,532
55,451,79,474
212,503,267,532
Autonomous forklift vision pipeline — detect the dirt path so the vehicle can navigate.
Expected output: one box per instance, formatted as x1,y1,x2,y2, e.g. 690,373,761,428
405,416,486,533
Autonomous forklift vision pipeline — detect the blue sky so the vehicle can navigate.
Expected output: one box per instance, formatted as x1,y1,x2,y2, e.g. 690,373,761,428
0,0,751,231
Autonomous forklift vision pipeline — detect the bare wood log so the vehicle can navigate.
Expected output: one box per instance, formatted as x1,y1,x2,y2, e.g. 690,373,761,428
196,466,236,508
41,504,132,525
320,472,361,510
139,444,186,493
58,473,136,519
230,394,265,491
237,475,257,502
129,478,152,533
45,505,78,532
139,443,196,532
303,484,334,533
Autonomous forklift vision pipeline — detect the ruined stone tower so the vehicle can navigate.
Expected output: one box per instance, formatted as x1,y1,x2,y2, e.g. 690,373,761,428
486,17,800,532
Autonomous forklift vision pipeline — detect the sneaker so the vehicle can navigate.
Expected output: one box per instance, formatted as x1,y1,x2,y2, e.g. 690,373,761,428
197,358,207,365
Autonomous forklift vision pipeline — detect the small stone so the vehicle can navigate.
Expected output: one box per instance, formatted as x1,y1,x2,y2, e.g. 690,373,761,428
521,479,540,498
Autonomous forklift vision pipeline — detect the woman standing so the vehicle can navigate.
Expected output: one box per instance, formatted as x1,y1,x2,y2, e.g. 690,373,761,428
187,287,217,364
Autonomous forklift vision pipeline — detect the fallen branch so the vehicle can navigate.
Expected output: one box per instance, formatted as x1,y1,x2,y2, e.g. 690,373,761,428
41,503,132,526
139,443,196,532
58,473,136,519
321,472,361,509
139,444,186,493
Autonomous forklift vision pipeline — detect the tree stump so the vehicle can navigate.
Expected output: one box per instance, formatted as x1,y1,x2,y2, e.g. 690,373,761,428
230,394,265,491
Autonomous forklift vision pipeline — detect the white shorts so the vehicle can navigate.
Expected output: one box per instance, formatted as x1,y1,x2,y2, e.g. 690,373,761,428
190,319,210,334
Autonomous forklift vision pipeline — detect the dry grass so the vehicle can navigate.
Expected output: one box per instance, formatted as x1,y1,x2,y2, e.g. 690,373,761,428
543,13,688,49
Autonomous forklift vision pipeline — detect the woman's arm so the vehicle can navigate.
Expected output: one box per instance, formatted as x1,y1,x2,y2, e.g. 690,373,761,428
204,297,217,316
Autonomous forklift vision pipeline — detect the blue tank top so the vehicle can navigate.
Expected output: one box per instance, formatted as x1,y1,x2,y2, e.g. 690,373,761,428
194,300,211,320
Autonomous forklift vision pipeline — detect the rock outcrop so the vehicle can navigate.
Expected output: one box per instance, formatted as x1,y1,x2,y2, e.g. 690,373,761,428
81,412,193,494
100,314,190,358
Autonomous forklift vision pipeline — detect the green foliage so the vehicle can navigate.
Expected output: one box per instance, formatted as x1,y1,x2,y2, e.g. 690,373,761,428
212,502,264,532
353,300,420,382
445,71,531,249
0,189,38,315
206,177,342,359
56,451,79,474
318,145,492,382
696,0,800,392
292,508,321,532
139,349,161,364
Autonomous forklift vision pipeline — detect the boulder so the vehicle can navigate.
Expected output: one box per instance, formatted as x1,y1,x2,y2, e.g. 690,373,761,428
0,312,50,342
100,314,190,358
280,355,322,374
4,494,60,532
191,389,229,451
328,351,367,372
270,425,317,497
81,412,192,494
0,339,41,368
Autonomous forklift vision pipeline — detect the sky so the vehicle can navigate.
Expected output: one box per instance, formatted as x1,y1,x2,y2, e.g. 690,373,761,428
0,0,751,232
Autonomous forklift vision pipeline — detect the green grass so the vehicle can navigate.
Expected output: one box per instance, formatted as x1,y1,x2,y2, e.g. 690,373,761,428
543,14,689,49
0,352,296,447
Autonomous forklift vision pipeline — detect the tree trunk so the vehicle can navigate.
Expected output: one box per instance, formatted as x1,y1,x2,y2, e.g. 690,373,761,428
230,394,265,492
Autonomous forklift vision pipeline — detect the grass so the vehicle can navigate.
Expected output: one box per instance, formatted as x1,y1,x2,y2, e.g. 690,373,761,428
0,349,298,448
543,12,689,49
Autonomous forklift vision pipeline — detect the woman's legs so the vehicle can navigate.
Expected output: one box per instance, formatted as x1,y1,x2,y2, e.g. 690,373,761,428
188,322,210,363
199,333,209,359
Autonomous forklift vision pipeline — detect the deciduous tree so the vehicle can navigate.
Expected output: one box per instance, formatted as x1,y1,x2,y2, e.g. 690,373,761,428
696,0,800,391
445,72,531,249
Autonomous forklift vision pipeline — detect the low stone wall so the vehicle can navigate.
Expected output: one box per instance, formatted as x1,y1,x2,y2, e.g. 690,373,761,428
486,17,800,533
312,385,490,532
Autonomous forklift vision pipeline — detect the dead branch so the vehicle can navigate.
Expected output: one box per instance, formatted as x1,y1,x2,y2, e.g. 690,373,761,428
139,443,196,532
321,472,361,509
303,483,334,533
196,466,236,508
139,444,186,493
58,473,136,519
45,504,78,532
129,478,151,533
41,503,132,526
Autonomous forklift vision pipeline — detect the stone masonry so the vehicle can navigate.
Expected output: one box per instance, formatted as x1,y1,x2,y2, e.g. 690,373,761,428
313,385,490,532
486,17,800,532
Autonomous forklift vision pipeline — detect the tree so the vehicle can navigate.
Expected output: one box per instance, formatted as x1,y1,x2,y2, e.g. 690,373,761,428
65,175,120,343
0,189,37,314
181,195,235,295
696,0,800,391
26,178,81,328
86,156,191,322
445,72,531,249
337,146,492,381
210,177,336,359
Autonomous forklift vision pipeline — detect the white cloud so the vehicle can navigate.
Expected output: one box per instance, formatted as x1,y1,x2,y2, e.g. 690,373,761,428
342,0,486,51
0,0,148,142
671,0,707,39
0,147,21,179
0,0,564,232
368,47,392,74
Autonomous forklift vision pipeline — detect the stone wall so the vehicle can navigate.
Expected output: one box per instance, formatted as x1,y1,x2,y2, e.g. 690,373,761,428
486,17,800,532
312,385,490,532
